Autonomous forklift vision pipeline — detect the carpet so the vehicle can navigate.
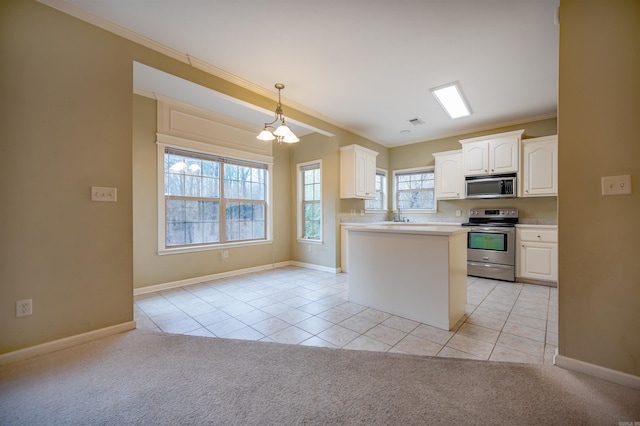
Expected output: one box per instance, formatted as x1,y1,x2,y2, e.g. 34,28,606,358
1,329,638,425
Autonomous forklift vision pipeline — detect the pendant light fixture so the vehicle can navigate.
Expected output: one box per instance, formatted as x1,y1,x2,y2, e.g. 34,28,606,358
256,83,299,144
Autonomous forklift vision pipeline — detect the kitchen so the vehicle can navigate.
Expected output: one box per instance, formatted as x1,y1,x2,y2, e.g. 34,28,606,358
120,85,560,364
131,94,558,362
340,126,558,332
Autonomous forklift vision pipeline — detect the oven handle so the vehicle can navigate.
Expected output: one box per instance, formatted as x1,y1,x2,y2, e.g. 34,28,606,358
468,262,513,270
470,227,516,234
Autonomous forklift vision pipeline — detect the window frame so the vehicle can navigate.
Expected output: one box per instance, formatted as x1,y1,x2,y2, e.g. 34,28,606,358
364,168,387,212
297,160,323,244
392,166,437,214
157,142,273,255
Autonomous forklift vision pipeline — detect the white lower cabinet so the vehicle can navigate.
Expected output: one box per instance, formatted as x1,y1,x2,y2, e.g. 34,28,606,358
516,225,558,283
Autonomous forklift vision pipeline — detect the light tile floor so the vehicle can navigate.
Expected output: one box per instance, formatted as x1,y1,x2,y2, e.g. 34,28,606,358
134,266,558,365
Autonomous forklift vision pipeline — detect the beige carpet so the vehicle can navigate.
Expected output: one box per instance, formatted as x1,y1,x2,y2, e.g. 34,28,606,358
1,329,638,425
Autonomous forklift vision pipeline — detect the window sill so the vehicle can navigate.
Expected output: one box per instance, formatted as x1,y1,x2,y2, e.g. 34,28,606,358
297,238,323,245
394,209,437,214
158,239,273,256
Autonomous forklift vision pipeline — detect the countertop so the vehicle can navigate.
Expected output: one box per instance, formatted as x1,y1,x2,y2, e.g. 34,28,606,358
345,224,468,236
515,224,558,229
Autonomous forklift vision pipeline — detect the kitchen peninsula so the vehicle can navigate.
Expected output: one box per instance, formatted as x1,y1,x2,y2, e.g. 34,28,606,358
346,225,468,330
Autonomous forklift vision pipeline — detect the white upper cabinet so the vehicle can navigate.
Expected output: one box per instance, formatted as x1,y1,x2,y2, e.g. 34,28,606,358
434,150,464,199
521,135,558,197
460,130,523,176
340,144,378,199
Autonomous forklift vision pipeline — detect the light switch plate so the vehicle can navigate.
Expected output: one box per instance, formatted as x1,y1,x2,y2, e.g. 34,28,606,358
91,186,117,202
601,175,632,196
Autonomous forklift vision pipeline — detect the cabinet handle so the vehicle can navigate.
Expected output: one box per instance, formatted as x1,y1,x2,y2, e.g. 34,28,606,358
525,190,529,193
537,235,541,239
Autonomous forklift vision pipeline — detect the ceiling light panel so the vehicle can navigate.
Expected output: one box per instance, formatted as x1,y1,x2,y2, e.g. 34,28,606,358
430,82,472,119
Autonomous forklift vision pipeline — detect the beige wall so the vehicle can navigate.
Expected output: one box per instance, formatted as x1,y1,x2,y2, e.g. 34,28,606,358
558,0,640,376
1,1,134,352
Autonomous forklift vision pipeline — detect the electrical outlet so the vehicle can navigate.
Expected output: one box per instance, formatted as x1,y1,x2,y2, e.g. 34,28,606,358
221,250,229,259
16,299,32,317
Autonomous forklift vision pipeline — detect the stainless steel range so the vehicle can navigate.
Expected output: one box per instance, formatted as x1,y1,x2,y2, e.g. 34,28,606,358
462,208,518,282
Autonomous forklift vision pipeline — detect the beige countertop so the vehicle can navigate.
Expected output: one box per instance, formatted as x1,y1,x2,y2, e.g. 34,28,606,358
345,224,468,237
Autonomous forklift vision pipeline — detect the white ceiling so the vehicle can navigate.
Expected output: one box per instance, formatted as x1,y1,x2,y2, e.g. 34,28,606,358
57,0,559,147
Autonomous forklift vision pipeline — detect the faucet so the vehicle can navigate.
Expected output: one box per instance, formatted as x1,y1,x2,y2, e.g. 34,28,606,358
395,208,403,222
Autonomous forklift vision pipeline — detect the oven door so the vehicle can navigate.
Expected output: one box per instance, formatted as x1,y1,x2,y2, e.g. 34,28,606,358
466,227,515,266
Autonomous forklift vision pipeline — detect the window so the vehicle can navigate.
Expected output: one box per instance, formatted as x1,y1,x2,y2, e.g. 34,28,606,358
365,169,387,211
298,161,322,241
162,147,268,250
393,167,436,212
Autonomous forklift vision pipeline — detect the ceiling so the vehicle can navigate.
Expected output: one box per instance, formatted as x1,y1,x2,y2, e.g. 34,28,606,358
54,0,559,147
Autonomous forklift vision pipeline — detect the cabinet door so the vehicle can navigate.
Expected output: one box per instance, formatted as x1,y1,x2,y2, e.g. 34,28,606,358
462,141,489,176
364,152,377,197
435,152,463,199
523,138,557,196
354,149,368,197
520,242,558,282
489,137,519,174
340,145,378,199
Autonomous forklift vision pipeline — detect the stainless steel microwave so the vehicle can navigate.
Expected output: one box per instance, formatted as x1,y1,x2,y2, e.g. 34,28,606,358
465,174,517,199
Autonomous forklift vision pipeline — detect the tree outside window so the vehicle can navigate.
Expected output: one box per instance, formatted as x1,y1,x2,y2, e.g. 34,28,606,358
163,148,268,249
299,161,321,241
394,168,436,212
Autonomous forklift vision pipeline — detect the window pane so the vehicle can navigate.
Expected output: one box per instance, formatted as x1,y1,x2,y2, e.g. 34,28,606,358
201,177,219,198
395,170,434,211
225,202,266,241
304,202,321,239
166,199,219,246
186,222,204,245
166,222,186,246
201,161,219,178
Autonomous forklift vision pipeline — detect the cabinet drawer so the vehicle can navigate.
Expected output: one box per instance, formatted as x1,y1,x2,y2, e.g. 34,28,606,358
519,229,557,243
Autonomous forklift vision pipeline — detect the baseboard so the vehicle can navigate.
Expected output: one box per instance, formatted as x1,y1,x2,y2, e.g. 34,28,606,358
133,261,341,296
134,261,292,295
554,349,640,390
515,277,557,288
0,321,136,366
289,261,341,274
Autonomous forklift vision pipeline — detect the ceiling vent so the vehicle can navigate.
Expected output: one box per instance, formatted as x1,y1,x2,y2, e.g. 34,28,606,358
408,118,425,126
